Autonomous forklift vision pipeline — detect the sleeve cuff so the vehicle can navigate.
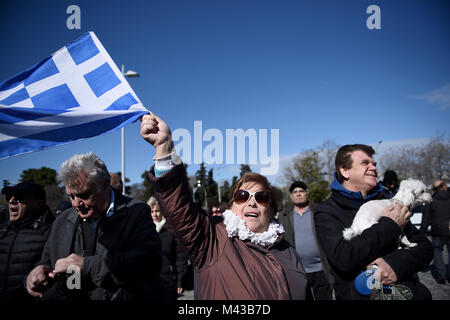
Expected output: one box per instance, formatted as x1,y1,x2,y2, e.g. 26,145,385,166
154,152,182,177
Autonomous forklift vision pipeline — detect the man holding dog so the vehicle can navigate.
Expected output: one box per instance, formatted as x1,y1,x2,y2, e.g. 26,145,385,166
314,144,433,299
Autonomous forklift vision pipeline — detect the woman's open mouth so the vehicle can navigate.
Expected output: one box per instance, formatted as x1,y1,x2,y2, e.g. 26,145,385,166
244,212,259,219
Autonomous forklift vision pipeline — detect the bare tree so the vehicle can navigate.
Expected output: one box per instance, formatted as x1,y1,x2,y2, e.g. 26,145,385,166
318,139,340,182
424,134,450,181
129,183,147,202
44,184,67,211
380,134,449,185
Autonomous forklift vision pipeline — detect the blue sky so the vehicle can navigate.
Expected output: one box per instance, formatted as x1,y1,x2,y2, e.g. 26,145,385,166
0,0,449,187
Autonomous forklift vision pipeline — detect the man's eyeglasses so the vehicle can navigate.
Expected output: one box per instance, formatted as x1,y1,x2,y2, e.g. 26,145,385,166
233,189,271,207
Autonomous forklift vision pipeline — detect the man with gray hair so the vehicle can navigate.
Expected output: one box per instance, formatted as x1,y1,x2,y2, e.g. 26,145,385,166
26,152,162,300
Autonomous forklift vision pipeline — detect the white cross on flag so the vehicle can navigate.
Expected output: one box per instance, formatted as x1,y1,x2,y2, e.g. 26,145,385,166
0,31,149,159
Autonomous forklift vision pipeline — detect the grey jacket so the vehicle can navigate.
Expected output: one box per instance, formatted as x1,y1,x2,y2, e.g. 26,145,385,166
277,205,335,286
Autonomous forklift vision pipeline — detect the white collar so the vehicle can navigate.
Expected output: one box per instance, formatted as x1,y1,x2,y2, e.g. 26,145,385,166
154,217,166,233
222,210,284,248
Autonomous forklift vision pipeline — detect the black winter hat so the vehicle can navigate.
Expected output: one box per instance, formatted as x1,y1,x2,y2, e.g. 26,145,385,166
289,181,308,193
383,170,398,185
1,181,46,201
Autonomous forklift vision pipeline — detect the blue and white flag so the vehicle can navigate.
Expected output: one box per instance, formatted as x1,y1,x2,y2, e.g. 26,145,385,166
0,31,149,159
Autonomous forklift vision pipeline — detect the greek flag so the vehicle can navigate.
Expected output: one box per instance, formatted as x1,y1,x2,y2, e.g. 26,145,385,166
0,31,148,159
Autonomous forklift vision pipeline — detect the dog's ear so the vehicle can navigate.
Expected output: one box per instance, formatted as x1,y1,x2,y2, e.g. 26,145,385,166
400,179,414,191
414,181,432,203
400,179,423,194
405,192,415,206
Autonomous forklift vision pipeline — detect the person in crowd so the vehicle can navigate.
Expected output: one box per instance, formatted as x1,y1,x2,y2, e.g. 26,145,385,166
0,181,54,300
147,196,188,300
54,200,71,216
109,172,124,194
421,180,450,284
277,181,333,300
140,112,308,300
210,202,227,217
381,170,399,199
26,152,162,300
314,144,433,300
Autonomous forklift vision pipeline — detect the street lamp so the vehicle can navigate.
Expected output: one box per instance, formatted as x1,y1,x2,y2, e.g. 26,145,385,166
216,164,225,203
193,180,201,202
121,64,140,195
193,179,207,209
375,140,383,180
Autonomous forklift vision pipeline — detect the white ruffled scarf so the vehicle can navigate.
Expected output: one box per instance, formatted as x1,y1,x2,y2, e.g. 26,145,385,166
222,210,285,248
154,217,166,233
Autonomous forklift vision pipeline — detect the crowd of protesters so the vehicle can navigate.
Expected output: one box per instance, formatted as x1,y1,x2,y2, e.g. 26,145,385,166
0,111,448,300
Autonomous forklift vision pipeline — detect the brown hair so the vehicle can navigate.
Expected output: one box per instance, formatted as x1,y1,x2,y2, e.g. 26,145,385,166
229,172,280,214
335,144,375,183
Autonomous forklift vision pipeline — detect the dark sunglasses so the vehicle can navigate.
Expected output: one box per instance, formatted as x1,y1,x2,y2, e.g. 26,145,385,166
233,189,271,207
5,194,28,202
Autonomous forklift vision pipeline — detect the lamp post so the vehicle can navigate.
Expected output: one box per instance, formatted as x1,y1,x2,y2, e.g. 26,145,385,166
193,179,207,209
203,185,208,209
120,64,140,195
193,180,201,203
216,164,225,203
374,140,383,181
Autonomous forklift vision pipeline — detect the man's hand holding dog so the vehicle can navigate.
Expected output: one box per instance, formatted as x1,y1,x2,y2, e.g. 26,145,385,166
380,202,411,228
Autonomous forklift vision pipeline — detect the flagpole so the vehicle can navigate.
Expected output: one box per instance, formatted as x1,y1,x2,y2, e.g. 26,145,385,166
121,65,126,195
121,64,140,195
121,126,125,194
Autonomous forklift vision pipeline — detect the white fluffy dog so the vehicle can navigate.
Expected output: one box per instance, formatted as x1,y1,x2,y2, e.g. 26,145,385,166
343,179,432,248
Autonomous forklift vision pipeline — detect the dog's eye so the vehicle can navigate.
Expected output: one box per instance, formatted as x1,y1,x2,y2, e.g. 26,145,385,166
420,190,424,194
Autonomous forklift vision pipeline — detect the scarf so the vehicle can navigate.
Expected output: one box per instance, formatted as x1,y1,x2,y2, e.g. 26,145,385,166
330,172,383,206
222,210,284,248
154,217,166,233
